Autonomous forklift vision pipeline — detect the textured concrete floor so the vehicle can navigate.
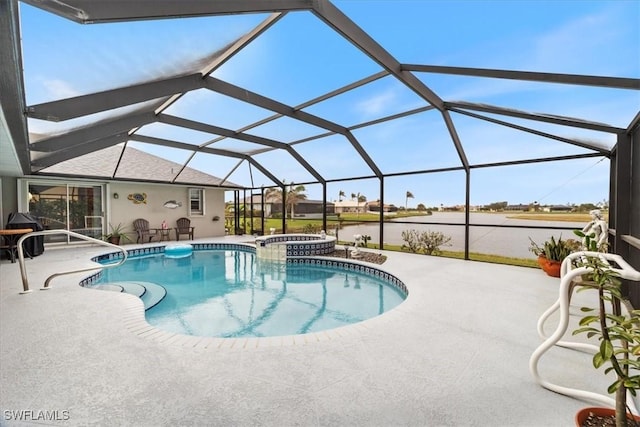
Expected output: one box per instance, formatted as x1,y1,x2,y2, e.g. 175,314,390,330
0,237,619,426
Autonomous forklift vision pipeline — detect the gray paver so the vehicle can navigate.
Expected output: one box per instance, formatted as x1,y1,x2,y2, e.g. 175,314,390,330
0,236,630,426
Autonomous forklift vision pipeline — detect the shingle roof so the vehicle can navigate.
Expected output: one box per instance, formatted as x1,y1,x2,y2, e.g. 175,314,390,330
40,144,237,187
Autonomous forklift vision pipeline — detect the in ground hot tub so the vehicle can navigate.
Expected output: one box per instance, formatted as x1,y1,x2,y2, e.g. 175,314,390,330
255,233,336,261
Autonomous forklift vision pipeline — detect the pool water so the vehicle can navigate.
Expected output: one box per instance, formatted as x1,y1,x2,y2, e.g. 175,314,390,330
97,250,406,338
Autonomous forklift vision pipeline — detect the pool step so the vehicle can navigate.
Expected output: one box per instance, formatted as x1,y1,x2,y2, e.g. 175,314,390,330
95,281,166,311
135,282,167,310
92,283,124,293
118,281,146,298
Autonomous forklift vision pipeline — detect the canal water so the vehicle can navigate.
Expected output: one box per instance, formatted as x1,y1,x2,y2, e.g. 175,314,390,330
336,212,585,259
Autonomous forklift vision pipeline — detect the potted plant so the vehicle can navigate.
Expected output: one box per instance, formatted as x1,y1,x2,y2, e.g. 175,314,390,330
103,223,132,245
574,228,609,253
529,235,575,277
574,209,609,253
572,255,640,427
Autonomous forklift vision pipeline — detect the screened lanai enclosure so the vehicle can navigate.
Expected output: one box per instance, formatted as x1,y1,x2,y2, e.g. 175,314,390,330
1,0,639,297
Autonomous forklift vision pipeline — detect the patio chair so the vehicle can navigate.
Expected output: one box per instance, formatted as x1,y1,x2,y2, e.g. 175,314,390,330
133,218,158,243
175,217,194,241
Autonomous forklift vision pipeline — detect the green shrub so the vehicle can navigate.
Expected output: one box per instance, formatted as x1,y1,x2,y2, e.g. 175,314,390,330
401,229,452,255
401,229,421,253
419,231,452,255
302,223,320,234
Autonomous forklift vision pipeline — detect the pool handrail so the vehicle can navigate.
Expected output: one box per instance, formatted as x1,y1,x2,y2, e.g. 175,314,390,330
16,229,128,294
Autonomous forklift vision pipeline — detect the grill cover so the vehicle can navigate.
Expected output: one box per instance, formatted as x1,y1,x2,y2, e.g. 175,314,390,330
5,212,45,256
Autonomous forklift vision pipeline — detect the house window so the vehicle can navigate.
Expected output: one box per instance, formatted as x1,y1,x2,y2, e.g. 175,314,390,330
189,188,204,216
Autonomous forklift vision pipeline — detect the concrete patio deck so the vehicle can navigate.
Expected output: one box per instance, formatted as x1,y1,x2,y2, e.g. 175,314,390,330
0,237,619,426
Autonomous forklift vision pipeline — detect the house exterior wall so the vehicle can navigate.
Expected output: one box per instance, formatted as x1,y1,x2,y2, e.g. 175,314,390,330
366,202,398,213
107,182,226,241
8,177,227,243
241,195,269,216
334,200,366,213
268,200,334,217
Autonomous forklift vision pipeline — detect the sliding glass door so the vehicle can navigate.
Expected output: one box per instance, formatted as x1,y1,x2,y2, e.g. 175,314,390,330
27,182,104,244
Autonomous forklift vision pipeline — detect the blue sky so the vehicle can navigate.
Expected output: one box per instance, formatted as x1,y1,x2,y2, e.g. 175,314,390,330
19,0,640,208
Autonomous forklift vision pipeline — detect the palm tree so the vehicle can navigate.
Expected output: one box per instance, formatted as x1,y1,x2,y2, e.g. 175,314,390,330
286,184,307,218
338,190,345,201
265,182,307,218
357,193,366,216
405,190,414,211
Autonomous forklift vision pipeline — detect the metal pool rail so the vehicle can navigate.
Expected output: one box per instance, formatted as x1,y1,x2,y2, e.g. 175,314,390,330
16,230,128,294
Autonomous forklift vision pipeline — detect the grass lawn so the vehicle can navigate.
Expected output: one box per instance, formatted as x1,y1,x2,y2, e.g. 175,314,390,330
353,242,539,268
231,211,553,268
506,212,605,222
235,211,432,233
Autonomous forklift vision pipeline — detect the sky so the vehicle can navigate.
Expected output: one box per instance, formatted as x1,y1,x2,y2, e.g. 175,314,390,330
18,0,640,208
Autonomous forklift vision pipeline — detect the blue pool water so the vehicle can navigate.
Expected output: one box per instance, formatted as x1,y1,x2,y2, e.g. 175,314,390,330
97,249,406,338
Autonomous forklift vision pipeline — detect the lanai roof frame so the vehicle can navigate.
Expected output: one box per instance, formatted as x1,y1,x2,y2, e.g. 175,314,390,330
0,0,637,264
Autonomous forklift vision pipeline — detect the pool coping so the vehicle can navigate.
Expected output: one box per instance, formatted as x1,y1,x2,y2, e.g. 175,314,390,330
82,242,410,349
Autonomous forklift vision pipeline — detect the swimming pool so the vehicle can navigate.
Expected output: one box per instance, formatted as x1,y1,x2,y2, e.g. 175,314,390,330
91,246,407,338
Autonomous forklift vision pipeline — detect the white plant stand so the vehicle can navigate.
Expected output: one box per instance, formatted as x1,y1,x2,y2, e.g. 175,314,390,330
529,251,640,413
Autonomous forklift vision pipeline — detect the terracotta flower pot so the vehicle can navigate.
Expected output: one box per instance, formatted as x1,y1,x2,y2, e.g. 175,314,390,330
541,257,562,278
575,406,640,426
537,255,546,269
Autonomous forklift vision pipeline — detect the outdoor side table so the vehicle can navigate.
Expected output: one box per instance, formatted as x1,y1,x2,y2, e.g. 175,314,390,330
159,228,172,242
0,228,34,263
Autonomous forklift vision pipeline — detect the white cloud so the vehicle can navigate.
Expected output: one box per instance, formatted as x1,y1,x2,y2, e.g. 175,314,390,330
354,88,397,118
40,78,80,100
530,10,622,73
442,78,533,103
